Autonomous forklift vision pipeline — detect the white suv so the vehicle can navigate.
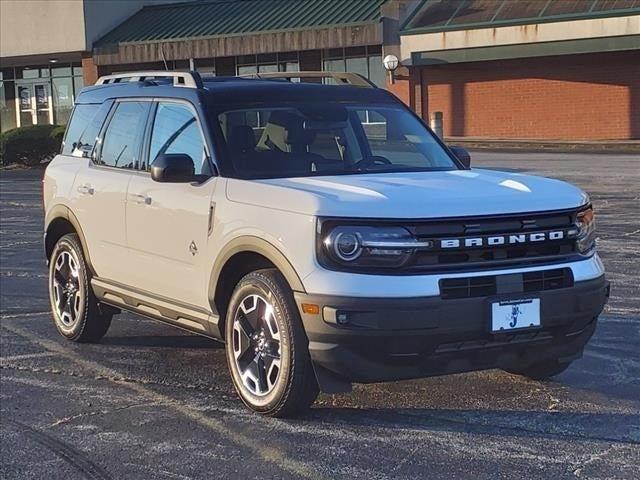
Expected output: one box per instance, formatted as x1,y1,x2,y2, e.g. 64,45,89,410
43,71,609,416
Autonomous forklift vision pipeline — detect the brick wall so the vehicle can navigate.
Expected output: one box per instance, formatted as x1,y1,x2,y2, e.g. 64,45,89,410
81,55,99,86
417,50,640,140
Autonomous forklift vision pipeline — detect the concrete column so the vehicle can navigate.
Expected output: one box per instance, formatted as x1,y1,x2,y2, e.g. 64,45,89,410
430,112,443,139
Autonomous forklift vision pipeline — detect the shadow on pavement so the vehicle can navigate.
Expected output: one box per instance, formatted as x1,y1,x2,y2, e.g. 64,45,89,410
306,407,640,443
101,334,223,349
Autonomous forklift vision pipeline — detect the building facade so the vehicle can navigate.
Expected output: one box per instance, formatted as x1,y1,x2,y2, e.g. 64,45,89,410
87,0,391,86
394,0,640,140
1,0,639,141
0,0,180,132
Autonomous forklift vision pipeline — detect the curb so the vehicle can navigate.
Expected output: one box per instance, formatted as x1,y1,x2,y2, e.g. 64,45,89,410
444,138,640,154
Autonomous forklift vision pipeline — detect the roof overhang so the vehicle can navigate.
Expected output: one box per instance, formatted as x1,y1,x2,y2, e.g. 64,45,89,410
411,34,640,66
401,14,640,65
0,51,84,68
93,23,381,66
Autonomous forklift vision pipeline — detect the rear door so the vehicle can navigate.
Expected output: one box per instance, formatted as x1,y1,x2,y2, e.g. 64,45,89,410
125,99,217,308
70,100,151,281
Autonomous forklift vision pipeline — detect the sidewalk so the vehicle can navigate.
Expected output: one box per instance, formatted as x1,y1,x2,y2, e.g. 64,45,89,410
445,137,640,154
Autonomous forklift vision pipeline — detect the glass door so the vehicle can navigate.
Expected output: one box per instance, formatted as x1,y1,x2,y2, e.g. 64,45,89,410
18,84,33,126
34,83,52,125
15,82,53,127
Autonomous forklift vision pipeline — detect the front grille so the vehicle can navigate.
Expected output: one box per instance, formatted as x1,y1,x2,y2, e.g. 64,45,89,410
402,209,579,272
523,268,574,292
414,241,574,267
440,268,574,299
439,275,497,299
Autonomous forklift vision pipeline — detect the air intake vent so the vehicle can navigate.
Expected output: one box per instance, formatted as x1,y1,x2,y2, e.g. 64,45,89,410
440,268,573,300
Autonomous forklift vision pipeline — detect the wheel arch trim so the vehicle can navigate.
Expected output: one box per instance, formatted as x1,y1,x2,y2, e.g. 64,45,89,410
44,204,94,273
208,236,306,315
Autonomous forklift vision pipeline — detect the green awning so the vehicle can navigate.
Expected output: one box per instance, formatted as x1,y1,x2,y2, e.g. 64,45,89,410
411,34,640,65
96,0,387,47
402,0,640,35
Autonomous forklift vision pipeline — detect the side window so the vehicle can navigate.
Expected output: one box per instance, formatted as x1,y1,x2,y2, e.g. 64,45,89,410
62,103,112,157
149,102,207,174
97,101,149,169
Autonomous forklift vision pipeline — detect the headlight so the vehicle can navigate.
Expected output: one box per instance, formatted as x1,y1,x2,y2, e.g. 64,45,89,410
320,224,432,270
576,205,596,254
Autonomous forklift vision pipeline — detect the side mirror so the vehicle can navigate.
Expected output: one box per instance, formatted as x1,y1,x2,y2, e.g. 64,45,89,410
449,145,471,168
150,154,195,183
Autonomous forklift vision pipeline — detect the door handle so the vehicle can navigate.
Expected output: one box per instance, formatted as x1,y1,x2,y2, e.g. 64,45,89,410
131,193,152,205
77,184,94,195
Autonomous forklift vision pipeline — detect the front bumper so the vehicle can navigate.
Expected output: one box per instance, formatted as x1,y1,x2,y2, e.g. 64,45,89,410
295,275,609,389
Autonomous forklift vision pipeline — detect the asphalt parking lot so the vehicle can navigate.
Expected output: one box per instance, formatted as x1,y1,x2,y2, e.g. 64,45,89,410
1,152,639,480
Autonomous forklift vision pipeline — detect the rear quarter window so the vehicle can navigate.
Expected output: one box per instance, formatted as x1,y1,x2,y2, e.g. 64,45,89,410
62,102,111,157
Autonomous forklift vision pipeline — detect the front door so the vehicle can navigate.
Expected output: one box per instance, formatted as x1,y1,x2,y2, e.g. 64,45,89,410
125,100,217,308
17,82,52,126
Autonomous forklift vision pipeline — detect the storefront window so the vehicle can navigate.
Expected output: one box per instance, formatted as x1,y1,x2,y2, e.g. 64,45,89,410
236,52,300,76
346,57,368,79
258,64,278,73
51,66,73,77
52,76,74,125
0,76,18,133
322,45,385,87
238,65,258,76
368,55,385,88
1,63,84,130
20,68,42,79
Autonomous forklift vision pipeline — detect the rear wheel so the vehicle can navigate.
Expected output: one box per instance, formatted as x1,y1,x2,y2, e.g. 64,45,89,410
48,233,111,342
507,360,572,381
225,269,318,417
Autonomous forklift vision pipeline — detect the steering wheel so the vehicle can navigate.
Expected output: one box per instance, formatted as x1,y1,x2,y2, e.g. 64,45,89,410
352,155,392,170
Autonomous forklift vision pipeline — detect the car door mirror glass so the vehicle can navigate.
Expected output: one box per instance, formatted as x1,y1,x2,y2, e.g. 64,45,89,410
150,153,196,183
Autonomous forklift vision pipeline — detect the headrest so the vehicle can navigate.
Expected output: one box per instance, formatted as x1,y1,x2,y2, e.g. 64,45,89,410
284,123,315,147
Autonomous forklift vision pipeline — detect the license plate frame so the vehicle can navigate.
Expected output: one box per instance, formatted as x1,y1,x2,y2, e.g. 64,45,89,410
491,298,541,333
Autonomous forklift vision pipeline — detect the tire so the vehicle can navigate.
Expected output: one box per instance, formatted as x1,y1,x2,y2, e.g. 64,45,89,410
48,233,112,343
225,269,319,417
507,360,572,381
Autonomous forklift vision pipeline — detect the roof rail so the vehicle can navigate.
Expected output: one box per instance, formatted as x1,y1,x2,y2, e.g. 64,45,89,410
95,71,203,88
238,71,376,88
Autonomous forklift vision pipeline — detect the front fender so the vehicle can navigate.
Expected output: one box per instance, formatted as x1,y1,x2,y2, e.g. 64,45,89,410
207,235,306,309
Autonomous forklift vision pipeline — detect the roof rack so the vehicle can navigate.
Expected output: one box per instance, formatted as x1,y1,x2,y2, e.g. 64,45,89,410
95,71,203,88
238,71,376,88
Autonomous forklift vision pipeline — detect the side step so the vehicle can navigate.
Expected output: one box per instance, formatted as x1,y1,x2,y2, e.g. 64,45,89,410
91,277,221,339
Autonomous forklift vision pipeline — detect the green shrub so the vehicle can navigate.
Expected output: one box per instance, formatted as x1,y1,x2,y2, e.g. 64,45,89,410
50,125,66,147
0,124,64,167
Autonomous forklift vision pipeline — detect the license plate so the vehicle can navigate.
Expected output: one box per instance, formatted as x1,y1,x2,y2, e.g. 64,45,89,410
491,298,540,332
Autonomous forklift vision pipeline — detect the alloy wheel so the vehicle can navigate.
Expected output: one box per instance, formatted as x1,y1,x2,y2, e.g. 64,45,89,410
52,250,81,327
232,294,282,396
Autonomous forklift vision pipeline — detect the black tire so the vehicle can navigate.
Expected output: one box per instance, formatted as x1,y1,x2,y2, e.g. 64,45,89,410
225,269,319,417
507,360,572,381
48,233,112,342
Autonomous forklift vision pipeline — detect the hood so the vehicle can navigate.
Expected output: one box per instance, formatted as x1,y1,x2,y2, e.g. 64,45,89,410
225,169,589,218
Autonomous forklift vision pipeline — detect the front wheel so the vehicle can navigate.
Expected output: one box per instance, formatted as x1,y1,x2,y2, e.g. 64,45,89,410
225,269,318,417
48,233,112,342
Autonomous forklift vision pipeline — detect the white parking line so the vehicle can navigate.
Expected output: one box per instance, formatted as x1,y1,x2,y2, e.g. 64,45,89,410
1,322,325,480
1,351,56,362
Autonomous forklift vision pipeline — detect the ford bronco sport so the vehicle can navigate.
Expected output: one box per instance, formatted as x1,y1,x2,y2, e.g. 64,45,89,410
43,71,609,417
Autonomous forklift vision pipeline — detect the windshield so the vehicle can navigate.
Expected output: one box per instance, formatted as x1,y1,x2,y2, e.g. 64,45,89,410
215,103,458,179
